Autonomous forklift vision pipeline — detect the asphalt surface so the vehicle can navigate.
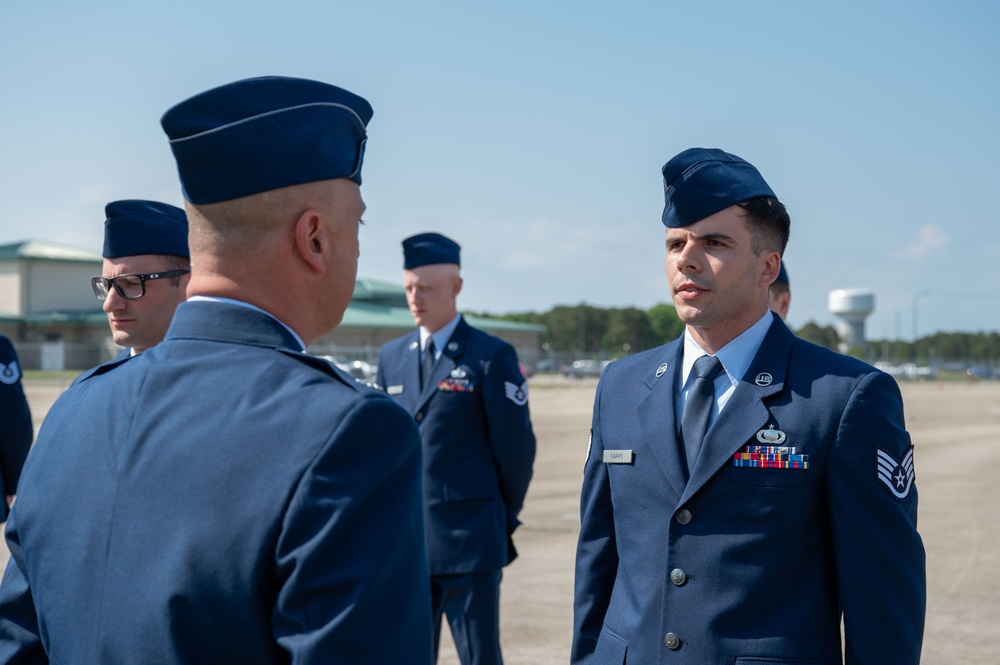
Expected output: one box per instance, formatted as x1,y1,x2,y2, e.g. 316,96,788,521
6,373,999,663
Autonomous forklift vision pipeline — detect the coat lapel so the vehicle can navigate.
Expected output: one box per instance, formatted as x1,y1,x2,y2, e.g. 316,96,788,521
633,341,687,502
395,332,423,413
681,319,795,503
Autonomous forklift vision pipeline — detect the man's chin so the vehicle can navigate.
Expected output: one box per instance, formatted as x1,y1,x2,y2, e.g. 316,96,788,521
672,302,704,324
112,332,136,350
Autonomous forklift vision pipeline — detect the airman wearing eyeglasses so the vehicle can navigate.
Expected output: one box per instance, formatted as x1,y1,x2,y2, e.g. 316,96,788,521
92,200,190,356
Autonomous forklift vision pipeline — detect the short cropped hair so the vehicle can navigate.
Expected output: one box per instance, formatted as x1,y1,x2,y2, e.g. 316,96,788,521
161,254,191,287
739,197,790,257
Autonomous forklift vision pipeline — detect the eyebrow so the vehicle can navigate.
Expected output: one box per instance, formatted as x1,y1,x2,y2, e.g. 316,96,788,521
667,231,737,244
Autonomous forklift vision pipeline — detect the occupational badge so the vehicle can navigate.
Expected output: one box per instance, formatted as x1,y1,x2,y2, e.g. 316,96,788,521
756,425,786,444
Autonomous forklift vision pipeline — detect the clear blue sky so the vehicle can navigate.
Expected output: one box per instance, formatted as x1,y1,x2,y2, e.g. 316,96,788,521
2,0,997,339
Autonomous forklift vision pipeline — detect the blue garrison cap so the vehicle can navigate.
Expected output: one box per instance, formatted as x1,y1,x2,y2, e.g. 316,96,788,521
776,262,789,286
161,76,373,204
661,148,776,227
402,233,461,269
103,200,189,259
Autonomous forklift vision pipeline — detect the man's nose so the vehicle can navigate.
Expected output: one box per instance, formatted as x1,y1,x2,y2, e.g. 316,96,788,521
103,288,126,312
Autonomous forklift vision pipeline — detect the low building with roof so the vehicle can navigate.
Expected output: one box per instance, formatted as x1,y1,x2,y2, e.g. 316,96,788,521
1,240,544,372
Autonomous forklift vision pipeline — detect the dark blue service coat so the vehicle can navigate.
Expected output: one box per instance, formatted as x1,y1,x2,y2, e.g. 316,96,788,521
573,317,925,665
0,301,433,664
376,316,535,575
0,335,32,521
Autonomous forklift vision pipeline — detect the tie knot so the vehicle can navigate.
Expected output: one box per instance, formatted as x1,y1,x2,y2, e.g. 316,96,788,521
425,338,435,354
692,354,723,381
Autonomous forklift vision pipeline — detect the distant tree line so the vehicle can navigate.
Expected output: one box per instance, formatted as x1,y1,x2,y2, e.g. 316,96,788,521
473,303,1000,366
475,303,685,360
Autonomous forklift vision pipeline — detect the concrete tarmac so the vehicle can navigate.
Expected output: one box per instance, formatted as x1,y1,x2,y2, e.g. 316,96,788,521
6,373,999,663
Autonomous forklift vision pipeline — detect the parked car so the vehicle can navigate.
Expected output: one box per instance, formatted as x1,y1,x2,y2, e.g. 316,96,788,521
967,366,997,380
564,359,602,378
896,363,938,381
534,358,557,373
875,362,941,381
316,356,377,382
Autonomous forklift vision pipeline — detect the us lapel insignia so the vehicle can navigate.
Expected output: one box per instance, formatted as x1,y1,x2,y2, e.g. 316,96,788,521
756,424,786,444
876,445,915,500
755,372,773,386
408,341,419,351
504,380,528,406
447,341,459,352
655,363,668,378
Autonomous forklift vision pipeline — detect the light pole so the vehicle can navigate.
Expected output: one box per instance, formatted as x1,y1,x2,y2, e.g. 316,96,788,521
912,292,929,361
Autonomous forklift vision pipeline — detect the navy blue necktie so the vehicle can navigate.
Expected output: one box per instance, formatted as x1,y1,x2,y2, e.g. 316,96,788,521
681,355,724,473
420,338,436,390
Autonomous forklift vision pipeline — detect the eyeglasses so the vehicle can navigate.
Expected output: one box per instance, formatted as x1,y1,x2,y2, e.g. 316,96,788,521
91,270,190,301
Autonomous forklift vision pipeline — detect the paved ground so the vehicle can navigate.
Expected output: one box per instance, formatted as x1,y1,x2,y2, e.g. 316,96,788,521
6,373,1000,663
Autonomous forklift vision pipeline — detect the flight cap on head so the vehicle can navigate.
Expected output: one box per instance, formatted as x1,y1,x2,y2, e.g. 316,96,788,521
661,148,776,228
103,200,189,259
776,262,789,286
161,76,373,204
402,233,461,270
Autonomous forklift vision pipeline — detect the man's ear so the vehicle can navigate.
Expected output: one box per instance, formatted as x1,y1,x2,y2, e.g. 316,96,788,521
294,209,327,275
761,252,781,287
452,275,463,298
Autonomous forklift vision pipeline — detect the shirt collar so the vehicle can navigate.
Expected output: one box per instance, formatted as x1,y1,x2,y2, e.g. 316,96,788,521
187,295,307,352
682,310,774,387
420,313,461,355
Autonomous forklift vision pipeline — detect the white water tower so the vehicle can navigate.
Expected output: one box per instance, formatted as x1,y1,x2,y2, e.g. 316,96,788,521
828,289,875,354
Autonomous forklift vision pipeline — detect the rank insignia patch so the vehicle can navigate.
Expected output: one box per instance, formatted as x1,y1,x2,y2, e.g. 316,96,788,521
504,380,528,406
876,445,915,500
0,361,21,385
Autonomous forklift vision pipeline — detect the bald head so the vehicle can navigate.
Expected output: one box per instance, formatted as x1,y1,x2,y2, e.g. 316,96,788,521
184,178,365,344
403,263,462,333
